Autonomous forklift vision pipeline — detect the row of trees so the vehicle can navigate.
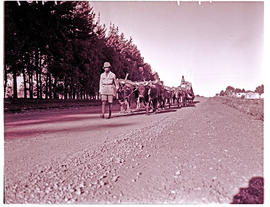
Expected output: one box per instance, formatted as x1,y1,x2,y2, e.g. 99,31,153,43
255,84,264,95
4,1,155,99
218,85,264,97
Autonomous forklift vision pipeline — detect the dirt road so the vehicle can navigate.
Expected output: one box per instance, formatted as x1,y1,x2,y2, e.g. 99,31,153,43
4,97,263,204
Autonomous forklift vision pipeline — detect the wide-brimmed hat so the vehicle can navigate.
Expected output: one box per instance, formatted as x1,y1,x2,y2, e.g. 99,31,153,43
103,62,111,68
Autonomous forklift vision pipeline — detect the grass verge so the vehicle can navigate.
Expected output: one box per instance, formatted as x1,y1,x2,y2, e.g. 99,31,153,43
212,96,264,121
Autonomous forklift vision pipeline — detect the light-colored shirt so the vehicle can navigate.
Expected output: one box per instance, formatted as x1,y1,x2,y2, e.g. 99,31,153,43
99,71,118,95
181,81,192,90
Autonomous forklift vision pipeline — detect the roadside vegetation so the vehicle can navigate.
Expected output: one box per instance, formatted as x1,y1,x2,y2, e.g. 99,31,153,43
212,96,264,121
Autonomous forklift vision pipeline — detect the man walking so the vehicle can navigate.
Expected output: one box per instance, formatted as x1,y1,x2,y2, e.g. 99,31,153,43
99,62,118,119
181,75,186,85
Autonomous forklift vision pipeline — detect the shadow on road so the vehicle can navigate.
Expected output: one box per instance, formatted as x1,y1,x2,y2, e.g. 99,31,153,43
4,122,136,140
183,100,200,107
5,115,99,127
5,100,201,127
5,107,178,128
231,176,264,204
112,108,177,118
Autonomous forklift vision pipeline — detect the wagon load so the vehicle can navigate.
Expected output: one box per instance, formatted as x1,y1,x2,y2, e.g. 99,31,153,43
179,81,195,103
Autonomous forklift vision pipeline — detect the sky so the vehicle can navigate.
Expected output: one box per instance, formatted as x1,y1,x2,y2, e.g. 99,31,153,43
90,1,264,97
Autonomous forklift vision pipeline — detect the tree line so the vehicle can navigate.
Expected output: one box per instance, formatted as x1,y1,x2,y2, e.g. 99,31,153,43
218,84,264,97
4,1,155,99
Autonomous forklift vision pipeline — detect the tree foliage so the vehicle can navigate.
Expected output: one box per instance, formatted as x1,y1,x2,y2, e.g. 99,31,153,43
225,86,235,96
219,90,225,96
255,84,264,95
4,1,154,99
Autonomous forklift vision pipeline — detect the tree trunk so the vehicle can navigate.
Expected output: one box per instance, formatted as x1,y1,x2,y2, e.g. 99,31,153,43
73,88,76,99
29,73,33,99
64,85,67,100
53,77,58,99
69,84,73,99
64,77,68,100
39,72,42,99
45,73,49,99
35,50,40,99
80,90,83,99
49,73,52,99
36,70,39,99
22,68,27,99
12,69,18,99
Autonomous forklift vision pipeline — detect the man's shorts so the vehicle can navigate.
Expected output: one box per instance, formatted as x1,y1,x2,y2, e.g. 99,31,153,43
101,95,113,103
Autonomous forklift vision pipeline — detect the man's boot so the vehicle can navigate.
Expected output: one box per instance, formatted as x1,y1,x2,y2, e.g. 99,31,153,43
108,110,111,119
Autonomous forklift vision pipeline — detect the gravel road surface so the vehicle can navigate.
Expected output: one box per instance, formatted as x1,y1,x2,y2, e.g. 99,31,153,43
4,97,263,204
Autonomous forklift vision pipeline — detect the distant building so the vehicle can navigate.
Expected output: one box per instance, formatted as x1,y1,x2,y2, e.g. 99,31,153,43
245,92,260,99
234,92,246,98
231,91,261,99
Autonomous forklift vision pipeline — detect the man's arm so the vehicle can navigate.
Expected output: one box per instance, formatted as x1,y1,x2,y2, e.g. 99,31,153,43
99,74,102,94
113,74,119,90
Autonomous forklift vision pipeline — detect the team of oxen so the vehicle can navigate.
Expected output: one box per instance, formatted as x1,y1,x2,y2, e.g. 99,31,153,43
115,78,195,115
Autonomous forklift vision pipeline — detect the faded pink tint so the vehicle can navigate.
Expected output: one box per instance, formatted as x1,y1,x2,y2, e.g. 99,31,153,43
91,1,264,96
